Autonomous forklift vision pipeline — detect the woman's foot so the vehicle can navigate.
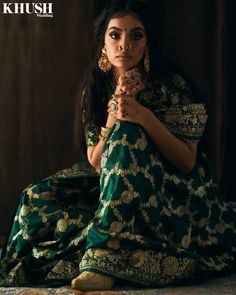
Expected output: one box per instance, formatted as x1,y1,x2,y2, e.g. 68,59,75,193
71,271,115,291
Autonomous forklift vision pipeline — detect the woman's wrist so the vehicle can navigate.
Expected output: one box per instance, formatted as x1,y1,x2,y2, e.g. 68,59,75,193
99,126,112,141
138,106,152,127
106,112,116,128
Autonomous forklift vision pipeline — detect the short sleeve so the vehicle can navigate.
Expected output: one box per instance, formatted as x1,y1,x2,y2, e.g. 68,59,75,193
152,73,208,143
84,122,100,147
162,103,208,143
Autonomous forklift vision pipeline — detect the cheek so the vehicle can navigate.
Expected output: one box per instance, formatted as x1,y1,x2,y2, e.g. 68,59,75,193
104,41,117,59
106,50,115,63
134,44,146,59
134,39,147,56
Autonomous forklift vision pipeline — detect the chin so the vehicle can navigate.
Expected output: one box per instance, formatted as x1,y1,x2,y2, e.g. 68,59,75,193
113,62,139,72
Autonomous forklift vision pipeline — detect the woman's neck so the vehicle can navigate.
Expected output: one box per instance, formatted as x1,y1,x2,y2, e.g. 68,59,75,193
113,67,125,78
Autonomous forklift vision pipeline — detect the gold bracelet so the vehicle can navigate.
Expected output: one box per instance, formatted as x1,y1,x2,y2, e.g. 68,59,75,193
99,126,111,141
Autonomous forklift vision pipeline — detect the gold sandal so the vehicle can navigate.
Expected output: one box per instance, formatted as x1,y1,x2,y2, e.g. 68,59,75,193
71,271,115,291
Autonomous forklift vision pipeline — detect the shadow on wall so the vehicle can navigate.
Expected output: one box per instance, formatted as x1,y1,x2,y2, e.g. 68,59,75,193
0,0,95,243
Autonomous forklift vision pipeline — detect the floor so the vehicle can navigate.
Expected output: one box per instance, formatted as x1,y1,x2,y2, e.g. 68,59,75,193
0,247,236,294
0,273,235,295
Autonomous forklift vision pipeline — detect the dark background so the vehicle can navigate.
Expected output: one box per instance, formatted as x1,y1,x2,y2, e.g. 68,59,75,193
0,0,235,245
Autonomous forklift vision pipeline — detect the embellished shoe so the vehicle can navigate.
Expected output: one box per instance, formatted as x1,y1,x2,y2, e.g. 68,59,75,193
71,271,115,291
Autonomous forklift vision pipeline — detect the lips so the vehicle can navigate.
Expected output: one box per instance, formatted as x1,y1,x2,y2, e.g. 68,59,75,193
116,54,131,59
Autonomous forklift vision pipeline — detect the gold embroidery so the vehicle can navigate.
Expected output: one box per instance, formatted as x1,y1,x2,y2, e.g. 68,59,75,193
39,192,52,201
162,256,179,276
69,222,93,247
215,223,226,234
57,219,68,232
85,123,100,147
38,240,58,246
175,205,187,217
171,95,179,104
156,103,208,143
181,233,191,249
46,260,80,281
32,248,49,258
53,163,98,178
107,237,120,250
20,205,30,217
196,186,206,197
129,250,146,268
149,195,158,207
80,248,197,285
110,221,124,233
119,191,138,204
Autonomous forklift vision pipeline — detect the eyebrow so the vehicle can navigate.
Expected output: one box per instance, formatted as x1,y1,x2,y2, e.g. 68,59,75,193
108,26,145,32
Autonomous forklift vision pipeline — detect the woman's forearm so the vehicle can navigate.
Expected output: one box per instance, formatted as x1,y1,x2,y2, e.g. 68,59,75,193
139,108,197,173
87,113,116,173
87,140,105,173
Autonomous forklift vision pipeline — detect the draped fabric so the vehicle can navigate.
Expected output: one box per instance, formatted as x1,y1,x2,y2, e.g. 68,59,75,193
0,73,235,287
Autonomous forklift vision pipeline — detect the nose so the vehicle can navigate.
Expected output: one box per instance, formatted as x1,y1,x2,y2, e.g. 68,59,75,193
118,36,132,51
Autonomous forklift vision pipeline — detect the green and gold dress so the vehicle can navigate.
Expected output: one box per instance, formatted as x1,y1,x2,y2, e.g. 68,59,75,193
0,73,235,287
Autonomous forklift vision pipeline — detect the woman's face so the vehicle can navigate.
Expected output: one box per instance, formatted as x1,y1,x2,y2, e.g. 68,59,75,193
104,13,147,74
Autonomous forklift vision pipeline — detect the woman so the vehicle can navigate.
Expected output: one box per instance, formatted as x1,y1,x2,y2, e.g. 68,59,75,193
0,0,235,291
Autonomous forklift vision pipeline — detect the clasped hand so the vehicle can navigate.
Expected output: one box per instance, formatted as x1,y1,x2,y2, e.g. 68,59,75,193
107,68,146,124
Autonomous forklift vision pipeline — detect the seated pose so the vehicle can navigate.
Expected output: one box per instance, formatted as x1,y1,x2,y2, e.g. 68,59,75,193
0,0,235,291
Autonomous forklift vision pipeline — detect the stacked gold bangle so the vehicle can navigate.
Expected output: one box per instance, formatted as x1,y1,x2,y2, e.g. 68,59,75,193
99,126,111,141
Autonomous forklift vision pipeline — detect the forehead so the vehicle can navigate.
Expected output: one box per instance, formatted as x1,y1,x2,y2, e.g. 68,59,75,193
106,14,145,31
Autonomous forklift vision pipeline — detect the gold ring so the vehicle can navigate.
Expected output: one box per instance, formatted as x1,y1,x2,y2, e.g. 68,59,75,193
108,98,118,115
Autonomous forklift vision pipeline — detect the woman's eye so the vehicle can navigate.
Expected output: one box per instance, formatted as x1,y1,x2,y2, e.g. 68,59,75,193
109,32,120,39
131,33,143,40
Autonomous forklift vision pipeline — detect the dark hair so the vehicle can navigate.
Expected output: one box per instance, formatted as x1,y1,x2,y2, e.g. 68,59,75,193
74,0,158,157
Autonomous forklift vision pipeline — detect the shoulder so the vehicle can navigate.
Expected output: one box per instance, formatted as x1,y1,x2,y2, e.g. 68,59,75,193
166,72,189,89
150,72,194,105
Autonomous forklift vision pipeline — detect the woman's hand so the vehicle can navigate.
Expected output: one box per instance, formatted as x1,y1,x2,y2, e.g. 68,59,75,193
110,94,148,125
107,68,147,125
115,68,144,97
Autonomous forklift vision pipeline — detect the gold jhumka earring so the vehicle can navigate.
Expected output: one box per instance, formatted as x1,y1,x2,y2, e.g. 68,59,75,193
98,48,112,72
144,48,150,73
